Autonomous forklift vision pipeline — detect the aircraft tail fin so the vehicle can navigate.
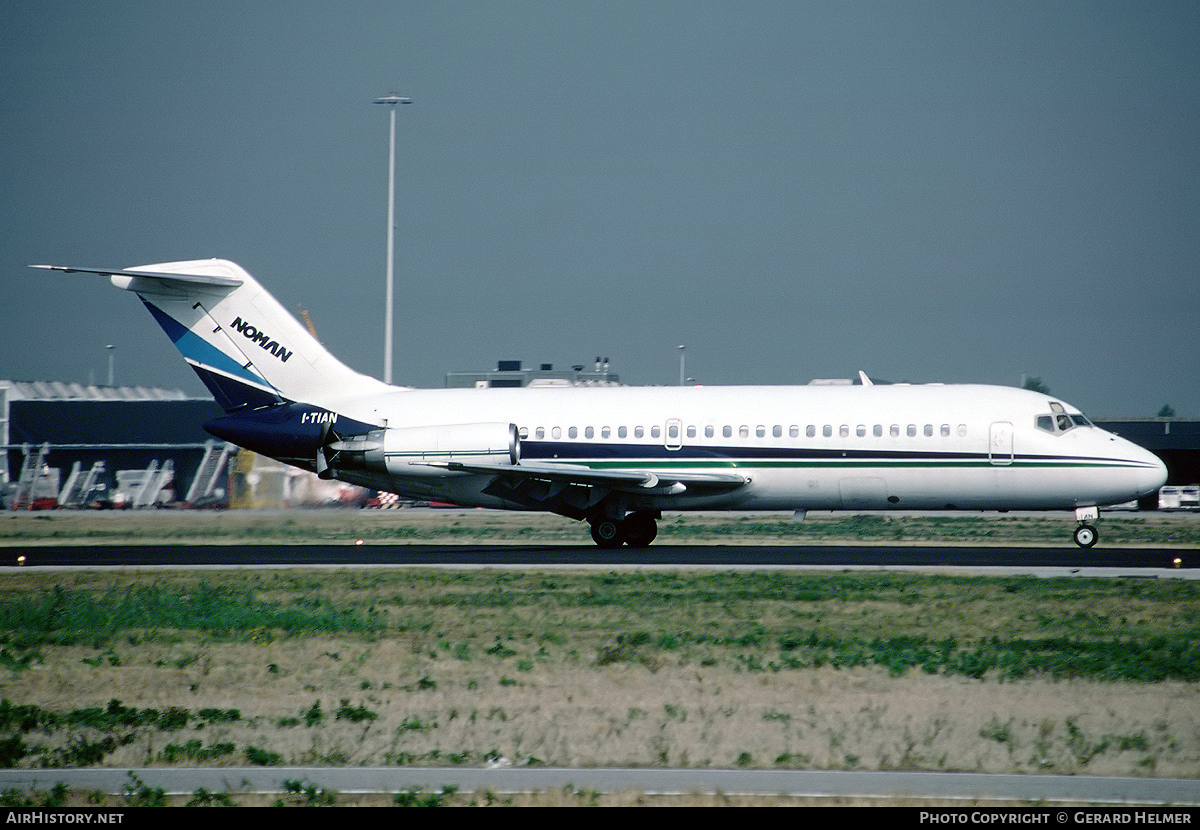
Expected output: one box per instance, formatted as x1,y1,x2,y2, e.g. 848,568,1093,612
33,259,394,413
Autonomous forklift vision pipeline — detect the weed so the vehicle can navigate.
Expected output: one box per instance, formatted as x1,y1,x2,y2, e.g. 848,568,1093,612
0,782,68,808
0,735,28,768
980,717,1014,745
245,745,283,766
0,647,42,675
198,707,240,724
335,699,379,723
283,779,337,806
486,640,516,659
187,787,236,807
393,785,457,807
122,772,165,807
159,739,235,763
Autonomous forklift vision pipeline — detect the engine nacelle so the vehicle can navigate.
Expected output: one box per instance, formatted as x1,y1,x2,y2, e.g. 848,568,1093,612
324,422,519,478
381,422,520,475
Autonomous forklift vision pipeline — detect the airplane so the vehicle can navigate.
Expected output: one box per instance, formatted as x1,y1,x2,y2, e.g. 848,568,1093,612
34,259,1167,549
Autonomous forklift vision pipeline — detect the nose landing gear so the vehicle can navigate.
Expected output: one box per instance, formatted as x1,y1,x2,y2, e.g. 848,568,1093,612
1074,506,1099,548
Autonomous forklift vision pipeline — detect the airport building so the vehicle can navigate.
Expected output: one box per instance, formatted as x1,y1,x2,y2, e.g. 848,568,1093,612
445,358,620,388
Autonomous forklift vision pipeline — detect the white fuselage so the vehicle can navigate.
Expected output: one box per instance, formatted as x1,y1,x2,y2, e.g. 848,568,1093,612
330,382,1166,514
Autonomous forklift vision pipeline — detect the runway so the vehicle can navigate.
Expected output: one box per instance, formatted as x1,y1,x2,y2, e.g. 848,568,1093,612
1,765,1197,806
4,542,1193,574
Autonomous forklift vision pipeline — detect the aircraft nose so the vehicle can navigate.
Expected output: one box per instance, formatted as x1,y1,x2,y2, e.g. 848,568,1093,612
1131,443,1168,498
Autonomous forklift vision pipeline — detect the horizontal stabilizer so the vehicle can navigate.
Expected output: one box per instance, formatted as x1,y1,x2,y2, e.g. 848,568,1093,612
31,264,244,288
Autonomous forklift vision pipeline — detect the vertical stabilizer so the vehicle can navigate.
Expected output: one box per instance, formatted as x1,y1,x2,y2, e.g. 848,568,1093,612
34,260,395,412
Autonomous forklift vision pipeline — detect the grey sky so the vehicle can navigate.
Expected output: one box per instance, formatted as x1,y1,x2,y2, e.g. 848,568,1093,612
2,1,1197,416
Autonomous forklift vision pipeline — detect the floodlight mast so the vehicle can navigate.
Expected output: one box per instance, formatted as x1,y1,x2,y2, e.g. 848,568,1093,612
373,93,412,385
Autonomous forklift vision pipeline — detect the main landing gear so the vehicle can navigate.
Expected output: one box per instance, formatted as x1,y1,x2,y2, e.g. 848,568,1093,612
1073,506,1099,548
589,511,659,549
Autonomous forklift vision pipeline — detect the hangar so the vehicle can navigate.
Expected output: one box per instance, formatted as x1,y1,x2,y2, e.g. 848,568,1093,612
1095,418,1200,497
2,380,225,508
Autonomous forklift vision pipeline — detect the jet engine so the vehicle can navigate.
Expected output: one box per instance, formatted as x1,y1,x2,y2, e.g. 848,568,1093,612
319,422,519,479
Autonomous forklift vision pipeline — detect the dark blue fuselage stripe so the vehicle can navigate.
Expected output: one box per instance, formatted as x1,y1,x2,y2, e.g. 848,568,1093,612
518,440,1148,467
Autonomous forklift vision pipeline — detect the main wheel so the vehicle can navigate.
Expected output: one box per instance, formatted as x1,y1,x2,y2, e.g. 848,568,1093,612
590,519,625,549
1074,524,1098,548
622,513,658,548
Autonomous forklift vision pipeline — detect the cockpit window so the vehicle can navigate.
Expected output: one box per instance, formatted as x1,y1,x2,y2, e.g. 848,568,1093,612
1036,403,1093,434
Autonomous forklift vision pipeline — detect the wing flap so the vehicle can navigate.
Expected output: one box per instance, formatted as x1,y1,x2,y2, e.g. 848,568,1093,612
419,460,747,494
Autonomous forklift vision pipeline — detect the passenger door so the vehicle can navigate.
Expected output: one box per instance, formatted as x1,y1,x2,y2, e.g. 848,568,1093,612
989,421,1013,466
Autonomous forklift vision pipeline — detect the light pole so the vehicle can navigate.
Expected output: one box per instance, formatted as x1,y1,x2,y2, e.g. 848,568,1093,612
678,345,686,386
374,92,412,385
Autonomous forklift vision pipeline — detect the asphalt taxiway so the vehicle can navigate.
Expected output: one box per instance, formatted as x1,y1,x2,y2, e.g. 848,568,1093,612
4,542,1194,576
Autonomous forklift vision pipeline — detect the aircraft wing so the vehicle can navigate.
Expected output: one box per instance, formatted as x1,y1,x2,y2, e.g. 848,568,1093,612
422,460,748,494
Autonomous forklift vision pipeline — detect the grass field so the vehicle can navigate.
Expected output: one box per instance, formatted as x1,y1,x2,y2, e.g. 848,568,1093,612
1,509,1197,806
